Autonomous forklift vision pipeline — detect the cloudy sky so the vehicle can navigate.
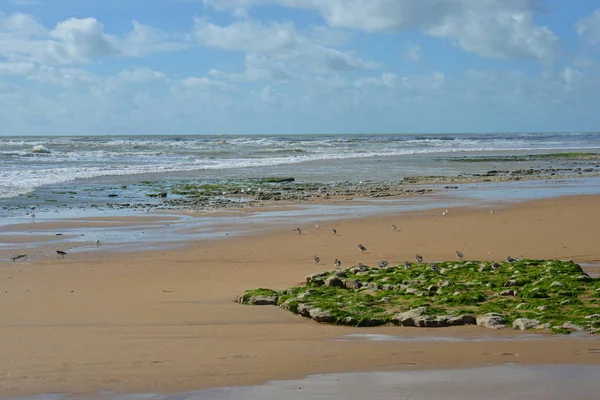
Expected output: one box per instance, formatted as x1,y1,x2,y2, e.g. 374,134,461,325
1,0,599,135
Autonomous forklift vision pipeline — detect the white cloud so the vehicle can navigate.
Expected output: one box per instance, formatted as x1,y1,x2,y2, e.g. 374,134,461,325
404,43,422,62
193,18,377,75
9,0,42,6
203,0,557,61
181,76,238,91
0,12,189,65
576,8,600,46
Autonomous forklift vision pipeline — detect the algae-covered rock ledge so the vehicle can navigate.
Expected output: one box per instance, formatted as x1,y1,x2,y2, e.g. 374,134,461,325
238,260,600,334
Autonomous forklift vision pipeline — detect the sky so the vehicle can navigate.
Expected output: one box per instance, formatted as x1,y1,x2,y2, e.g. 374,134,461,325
0,0,600,135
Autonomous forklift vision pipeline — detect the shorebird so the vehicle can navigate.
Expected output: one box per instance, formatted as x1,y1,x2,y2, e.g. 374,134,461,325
313,255,320,264
415,254,423,263
430,264,440,272
357,263,366,269
456,250,464,261
491,262,501,269
11,254,27,262
404,261,412,269
56,250,67,258
391,224,397,231
442,209,449,216
507,256,516,263
294,227,302,235
315,224,320,230
95,240,100,247
358,244,367,254
334,259,341,269
332,228,337,235
379,260,388,268
490,210,495,215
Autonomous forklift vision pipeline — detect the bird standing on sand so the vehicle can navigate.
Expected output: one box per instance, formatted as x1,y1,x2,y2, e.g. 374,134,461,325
490,210,495,215
379,260,388,268
332,228,337,235
442,209,449,216
391,225,397,231
507,256,516,263
404,261,412,269
315,224,320,230
95,240,100,247
294,227,301,235
57,250,67,258
313,255,320,264
334,259,341,269
358,244,367,254
456,251,464,261
415,254,423,263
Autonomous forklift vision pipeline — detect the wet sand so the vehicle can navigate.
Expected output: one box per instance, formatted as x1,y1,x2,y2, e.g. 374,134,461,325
1,195,600,397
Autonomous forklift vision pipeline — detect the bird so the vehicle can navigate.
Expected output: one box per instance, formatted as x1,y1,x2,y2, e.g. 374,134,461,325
391,224,397,231
95,240,100,247
358,244,367,254
379,260,388,268
294,227,302,235
332,228,337,235
430,263,440,272
315,224,320,230
313,255,320,264
404,261,412,269
507,256,516,263
415,254,423,263
456,250,464,261
56,250,67,258
490,209,495,215
491,262,501,269
11,254,27,262
334,259,341,269
442,209,449,216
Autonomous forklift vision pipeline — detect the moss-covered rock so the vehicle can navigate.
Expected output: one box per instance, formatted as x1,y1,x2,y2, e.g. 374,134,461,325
238,260,600,334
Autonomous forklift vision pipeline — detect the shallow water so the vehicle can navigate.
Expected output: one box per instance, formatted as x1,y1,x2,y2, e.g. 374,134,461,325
7,365,600,400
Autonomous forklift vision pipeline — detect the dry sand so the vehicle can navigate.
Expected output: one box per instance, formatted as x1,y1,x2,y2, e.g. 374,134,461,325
1,194,600,396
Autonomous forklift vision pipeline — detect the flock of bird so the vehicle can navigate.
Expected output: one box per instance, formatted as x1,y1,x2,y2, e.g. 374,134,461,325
10,240,101,262
297,212,517,271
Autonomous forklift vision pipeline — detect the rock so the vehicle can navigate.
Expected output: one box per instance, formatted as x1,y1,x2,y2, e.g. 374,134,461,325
499,289,517,296
158,192,168,198
306,272,328,285
439,280,451,288
575,274,593,282
534,323,551,330
405,287,420,295
549,281,565,288
308,308,335,323
350,265,368,274
343,279,361,290
476,313,507,329
452,291,462,296
537,305,549,311
367,282,382,290
427,285,439,293
297,290,313,299
515,303,527,310
513,318,541,331
381,284,395,291
324,276,344,288
297,303,313,317
334,270,348,278
244,295,278,306
392,307,427,326
341,316,357,326
585,314,600,320
504,280,520,287
561,322,586,332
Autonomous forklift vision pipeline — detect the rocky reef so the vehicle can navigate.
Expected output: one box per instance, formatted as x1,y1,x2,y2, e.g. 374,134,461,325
239,260,600,334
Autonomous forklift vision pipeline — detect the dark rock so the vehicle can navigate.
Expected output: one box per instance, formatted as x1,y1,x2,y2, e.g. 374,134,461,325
392,307,427,326
308,308,334,323
499,289,517,296
324,276,345,288
343,279,361,290
367,282,382,290
243,295,278,306
561,322,586,332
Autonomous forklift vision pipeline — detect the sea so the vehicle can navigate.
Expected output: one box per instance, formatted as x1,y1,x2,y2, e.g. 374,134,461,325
2,132,600,201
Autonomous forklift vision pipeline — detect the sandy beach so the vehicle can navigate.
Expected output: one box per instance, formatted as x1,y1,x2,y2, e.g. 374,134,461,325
1,194,600,397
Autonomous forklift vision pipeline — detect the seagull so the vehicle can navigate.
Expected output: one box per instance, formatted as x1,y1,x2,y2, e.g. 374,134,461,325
379,260,388,268
334,259,341,269
490,210,495,215
442,209,449,216
404,261,412,269
507,256,516,263
315,224,320,230
358,244,367,254
11,254,27,262
313,255,320,264
332,228,337,235
491,262,501,269
430,264,440,272
391,225,397,231
415,254,423,263
56,250,67,258
456,250,464,261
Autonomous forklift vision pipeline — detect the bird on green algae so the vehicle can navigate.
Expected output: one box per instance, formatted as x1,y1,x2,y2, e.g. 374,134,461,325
404,261,412,269
379,260,388,268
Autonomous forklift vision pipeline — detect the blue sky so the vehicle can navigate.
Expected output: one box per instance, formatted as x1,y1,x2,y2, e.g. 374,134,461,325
0,0,599,135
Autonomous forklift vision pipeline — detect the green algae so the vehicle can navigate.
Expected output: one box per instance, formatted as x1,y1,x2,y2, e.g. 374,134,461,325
239,260,599,333
444,153,600,163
